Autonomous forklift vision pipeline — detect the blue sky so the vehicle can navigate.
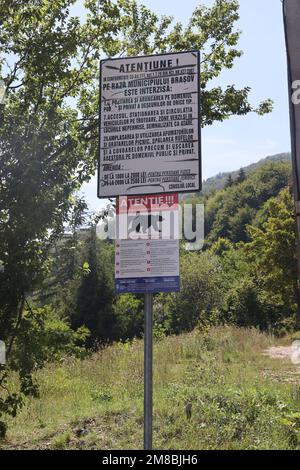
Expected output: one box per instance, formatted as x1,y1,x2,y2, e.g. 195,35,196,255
79,0,291,210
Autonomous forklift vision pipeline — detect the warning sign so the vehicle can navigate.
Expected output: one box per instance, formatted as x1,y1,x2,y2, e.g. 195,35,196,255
115,194,180,293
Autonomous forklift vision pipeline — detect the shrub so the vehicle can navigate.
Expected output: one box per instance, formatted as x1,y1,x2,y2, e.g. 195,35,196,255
155,252,225,334
112,294,143,341
219,277,270,329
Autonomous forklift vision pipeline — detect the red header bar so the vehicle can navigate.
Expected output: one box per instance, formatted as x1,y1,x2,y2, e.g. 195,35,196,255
117,194,179,214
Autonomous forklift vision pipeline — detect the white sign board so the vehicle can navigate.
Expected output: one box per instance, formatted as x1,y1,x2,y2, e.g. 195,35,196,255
98,51,201,198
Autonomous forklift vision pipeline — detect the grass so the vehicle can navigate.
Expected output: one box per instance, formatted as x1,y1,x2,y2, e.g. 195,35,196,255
2,326,300,450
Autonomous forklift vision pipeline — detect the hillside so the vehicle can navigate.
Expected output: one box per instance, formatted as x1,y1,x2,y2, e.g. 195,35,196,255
183,154,292,245
2,326,300,450
188,153,291,196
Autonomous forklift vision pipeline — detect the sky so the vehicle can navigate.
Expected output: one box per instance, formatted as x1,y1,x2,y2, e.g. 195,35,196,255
78,0,291,211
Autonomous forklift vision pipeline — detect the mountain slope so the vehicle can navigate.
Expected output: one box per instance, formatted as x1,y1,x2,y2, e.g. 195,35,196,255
201,152,291,194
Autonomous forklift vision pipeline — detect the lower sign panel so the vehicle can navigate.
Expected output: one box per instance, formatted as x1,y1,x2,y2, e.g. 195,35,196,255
116,276,180,294
115,239,180,294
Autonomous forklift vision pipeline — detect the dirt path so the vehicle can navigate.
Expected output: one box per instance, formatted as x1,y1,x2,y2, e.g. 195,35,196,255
263,344,300,362
261,342,300,385
263,341,300,369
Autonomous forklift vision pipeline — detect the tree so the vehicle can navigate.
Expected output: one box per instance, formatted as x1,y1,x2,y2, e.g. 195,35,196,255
225,174,234,188
214,188,298,332
155,252,225,334
246,188,298,329
229,205,256,242
236,168,246,184
71,230,115,346
0,0,109,429
37,196,89,306
205,161,291,244
113,294,144,341
0,0,273,428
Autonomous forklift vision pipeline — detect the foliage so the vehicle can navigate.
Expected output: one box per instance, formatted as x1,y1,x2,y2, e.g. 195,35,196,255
203,161,291,244
236,167,246,184
245,188,298,330
208,187,298,332
219,277,270,328
0,303,89,436
66,230,116,345
225,173,234,188
112,294,144,341
200,153,290,195
0,0,100,429
155,174,298,335
10,305,90,365
155,252,225,334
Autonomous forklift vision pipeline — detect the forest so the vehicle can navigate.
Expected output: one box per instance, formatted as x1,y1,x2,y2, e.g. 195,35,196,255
41,153,297,348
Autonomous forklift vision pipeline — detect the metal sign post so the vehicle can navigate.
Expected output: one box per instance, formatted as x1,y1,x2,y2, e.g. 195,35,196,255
144,293,153,450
